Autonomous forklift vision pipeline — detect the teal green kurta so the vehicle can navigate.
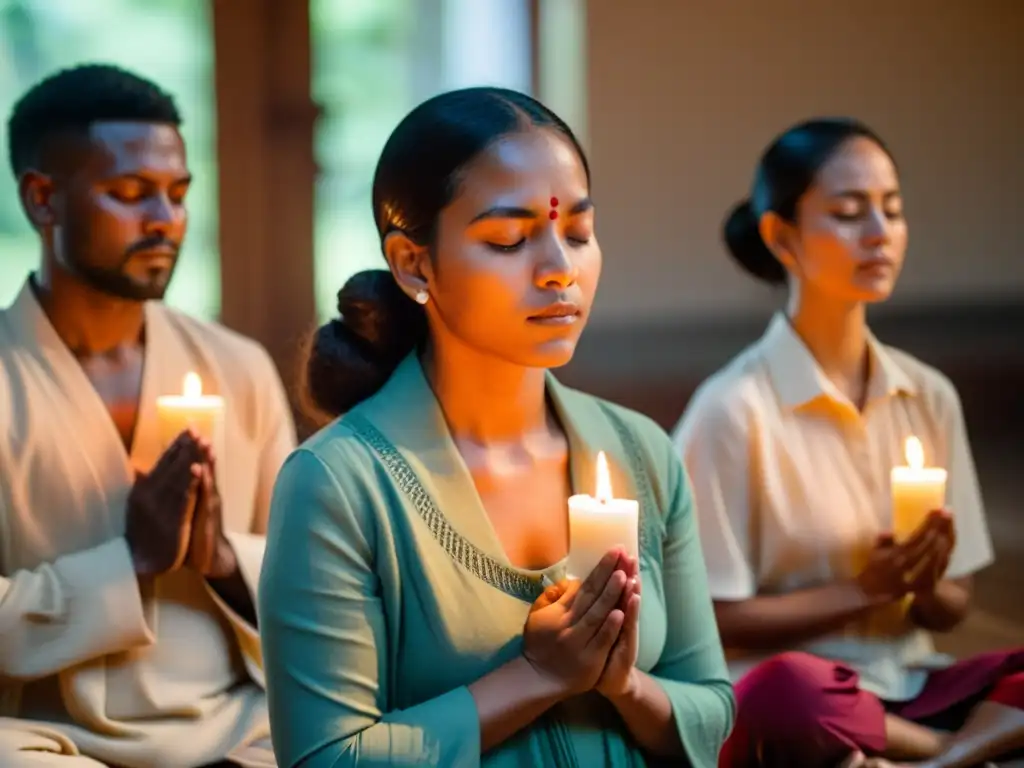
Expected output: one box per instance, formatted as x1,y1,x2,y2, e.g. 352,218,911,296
258,355,734,767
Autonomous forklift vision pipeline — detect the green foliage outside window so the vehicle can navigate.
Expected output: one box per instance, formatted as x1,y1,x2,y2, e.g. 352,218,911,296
0,0,218,318
311,0,413,321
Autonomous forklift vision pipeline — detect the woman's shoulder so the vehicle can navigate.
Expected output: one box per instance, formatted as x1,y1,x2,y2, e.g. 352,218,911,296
275,416,383,505
879,344,962,410
671,353,765,453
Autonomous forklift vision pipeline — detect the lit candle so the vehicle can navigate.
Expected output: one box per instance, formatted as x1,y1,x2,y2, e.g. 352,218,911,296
890,436,947,542
567,451,639,579
156,372,226,463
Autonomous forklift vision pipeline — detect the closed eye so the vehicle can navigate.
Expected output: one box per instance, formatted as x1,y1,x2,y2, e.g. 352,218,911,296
107,186,146,204
831,207,903,223
486,239,527,253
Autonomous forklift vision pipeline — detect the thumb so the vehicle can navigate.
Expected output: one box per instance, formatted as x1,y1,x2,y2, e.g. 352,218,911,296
533,580,566,611
541,585,563,606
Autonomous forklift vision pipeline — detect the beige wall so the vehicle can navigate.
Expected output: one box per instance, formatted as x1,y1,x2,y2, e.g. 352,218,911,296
584,0,1024,327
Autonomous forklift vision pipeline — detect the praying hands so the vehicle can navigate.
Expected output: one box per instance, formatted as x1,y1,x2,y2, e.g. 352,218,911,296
186,440,237,580
522,550,645,700
855,509,956,604
125,428,236,581
595,554,642,700
908,510,956,597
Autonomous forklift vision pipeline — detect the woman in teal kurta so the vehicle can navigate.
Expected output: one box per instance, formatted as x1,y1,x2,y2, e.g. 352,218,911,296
258,87,733,767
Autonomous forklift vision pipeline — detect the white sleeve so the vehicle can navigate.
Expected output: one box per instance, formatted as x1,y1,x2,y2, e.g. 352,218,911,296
672,395,758,600
938,384,994,579
0,532,154,681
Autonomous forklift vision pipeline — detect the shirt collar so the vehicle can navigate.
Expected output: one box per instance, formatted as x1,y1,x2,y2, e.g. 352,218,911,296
760,312,917,410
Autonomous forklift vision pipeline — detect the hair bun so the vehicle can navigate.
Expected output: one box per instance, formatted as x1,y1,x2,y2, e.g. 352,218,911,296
336,269,422,361
722,199,787,286
302,269,426,420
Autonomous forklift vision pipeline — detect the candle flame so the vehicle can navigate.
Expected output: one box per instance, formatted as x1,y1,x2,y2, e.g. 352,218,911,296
183,372,202,398
904,436,924,470
595,451,613,503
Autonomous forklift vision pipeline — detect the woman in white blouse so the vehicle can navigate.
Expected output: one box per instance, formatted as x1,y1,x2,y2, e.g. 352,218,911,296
673,118,1024,768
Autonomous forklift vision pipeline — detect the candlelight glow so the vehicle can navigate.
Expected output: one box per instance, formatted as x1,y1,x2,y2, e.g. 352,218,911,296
567,449,639,578
183,372,202,399
595,451,613,503
904,436,924,470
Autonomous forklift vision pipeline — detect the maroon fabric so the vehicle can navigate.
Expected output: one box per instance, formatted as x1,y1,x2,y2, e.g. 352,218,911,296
886,648,1024,730
720,648,1024,768
719,652,887,768
987,671,1024,710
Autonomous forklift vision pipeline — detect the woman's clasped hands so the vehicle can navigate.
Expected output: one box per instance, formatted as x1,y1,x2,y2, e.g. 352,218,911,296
521,547,642,701
855,508,956,602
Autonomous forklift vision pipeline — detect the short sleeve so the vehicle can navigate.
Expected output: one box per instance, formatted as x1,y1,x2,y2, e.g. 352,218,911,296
671,394,758,600
939,384,994,578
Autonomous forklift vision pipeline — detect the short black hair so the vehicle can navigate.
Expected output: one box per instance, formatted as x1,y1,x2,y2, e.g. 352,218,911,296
6,63,182,178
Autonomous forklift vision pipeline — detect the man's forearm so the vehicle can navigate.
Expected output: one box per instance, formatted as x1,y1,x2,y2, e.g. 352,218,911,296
206,545,258,626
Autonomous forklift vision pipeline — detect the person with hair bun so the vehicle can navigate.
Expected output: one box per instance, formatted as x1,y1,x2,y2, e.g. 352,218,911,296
257,87,733,768
673,118,1024,767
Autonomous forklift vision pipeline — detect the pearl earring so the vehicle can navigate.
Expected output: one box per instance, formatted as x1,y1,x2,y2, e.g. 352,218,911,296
414,289,429,305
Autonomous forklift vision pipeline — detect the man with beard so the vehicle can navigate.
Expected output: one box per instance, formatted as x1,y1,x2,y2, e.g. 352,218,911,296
0,64,295,767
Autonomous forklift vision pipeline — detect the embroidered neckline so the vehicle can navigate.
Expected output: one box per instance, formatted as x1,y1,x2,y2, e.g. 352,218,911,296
348,404,658,603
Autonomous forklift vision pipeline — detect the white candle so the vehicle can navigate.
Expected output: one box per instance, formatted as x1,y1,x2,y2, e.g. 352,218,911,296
567,451,639,579
156,372,226,463
890,436,947,542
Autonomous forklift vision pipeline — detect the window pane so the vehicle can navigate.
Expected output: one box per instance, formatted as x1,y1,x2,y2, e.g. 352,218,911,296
311,0,533,322
311,0,413,322
537,0,587,147
0,0,219,319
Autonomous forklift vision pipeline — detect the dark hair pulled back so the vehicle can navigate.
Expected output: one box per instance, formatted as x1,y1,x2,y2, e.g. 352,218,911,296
301,87,588,422
723,117,895,286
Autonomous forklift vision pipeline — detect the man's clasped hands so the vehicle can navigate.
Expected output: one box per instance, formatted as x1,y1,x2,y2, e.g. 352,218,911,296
124,428,237,581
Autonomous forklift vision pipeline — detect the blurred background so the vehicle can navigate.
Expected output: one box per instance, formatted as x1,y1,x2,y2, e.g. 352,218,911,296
1,0,1021,651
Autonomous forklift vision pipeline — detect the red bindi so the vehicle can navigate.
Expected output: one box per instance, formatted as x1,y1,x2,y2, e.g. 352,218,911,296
549,196,559,220
550,196,559,207
549,210,559,220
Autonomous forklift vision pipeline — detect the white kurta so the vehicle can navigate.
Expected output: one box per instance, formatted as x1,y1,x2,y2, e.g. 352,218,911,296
673,313,993,702
0,282,296,768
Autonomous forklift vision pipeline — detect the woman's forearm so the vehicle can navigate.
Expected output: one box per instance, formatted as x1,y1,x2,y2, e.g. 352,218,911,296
909,578,971,632
469,655,568,752
715,580,889,650
605,669,684,758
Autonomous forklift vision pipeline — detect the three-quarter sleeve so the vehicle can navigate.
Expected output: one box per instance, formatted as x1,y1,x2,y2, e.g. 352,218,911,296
672,396,758,600
258,447,481,768
647,444,736,767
